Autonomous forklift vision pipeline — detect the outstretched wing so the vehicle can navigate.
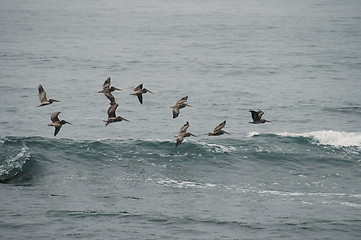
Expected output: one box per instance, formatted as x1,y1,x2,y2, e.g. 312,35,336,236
137,94,143,104
214,120,226,133
179,121,189,133
54,125,62,136
107,103,118,118
249,110,259,121
104,91,116,105
103,77,111,89
38,84,48,102
50,112,61,123
133,83,143,91
176,133,185,147
176,96,188,105
172,107,180,118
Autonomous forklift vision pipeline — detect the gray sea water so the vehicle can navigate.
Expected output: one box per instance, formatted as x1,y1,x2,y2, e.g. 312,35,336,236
1,0,361,239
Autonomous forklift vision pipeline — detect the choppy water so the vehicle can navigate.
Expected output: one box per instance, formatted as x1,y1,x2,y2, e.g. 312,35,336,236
1,0,361,239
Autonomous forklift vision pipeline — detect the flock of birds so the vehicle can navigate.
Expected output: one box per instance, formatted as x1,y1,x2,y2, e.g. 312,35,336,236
38,77,270,147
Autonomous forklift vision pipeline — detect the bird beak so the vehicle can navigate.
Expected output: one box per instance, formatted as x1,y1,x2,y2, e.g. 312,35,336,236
148,90,154,94
54,100,60,102
114,88,121,91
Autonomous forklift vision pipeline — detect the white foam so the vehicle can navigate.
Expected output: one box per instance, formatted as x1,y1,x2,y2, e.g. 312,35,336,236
155,178,217,189
195,141,236,153
249,130,361,148
0,146,30,175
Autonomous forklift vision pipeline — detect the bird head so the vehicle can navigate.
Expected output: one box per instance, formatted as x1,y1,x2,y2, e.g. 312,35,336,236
144,88,154,94
111,87,121,91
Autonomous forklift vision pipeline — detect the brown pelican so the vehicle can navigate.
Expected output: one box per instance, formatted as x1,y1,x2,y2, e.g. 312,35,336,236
170,96,191,119
131,83,153,104
208,120,230,136
98,77,121,93
175,121,196,147
37,84,60,107
98,77,121,105
48,112,71,136
249,109,271,124
104,103,130,126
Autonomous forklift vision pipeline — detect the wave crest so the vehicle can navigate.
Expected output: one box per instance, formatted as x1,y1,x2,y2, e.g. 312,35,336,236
249,130,361,148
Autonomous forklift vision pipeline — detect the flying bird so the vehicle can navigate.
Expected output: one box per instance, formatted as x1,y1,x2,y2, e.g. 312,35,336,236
37,84,60,107
48,112,71,136
98,77,121,93
131,83,153,104
98,77,121,105
104,103,130,126
170,96,191,119
249,109,270,124
208,120,230,136
175,121,196,147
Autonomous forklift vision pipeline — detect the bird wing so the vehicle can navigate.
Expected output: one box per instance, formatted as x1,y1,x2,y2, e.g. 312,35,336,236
104,91,115,104
103,77,111,89
50,112,61,123
179,121,189,133
176,133,185,147
176,96,188,105
172,107,180,118
54,125,62,136
214,121,226,133
258,111,264,119
38,84,48,102
133,83,143,91
107,103,118,118
249,110,259,121
137,94,143,104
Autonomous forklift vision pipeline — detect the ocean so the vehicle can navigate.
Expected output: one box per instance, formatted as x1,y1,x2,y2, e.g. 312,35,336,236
1,0,361,239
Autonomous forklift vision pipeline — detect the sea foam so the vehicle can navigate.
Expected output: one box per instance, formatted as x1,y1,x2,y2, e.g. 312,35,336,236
249,130,361,148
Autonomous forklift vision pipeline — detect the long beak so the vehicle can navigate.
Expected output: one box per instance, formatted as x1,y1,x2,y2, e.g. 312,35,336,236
53,100,60,102
114,88,121,91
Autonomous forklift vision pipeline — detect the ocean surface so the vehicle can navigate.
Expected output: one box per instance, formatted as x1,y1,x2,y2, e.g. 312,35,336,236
1,0,361,239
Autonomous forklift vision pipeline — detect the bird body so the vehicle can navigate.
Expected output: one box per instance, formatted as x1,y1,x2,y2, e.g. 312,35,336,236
208,120,229,136
249,109,270,124
48,112,71,136
104,103,129,126
131,83,153,104
37,84,60,107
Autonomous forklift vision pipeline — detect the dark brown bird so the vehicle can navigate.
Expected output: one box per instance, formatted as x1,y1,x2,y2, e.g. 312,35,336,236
130,83,153,104
98,77,121,105
170,96,191,119
208,120,230,136
48,112,71,136
37,84,60,107
249,109,271,124
104,103,130,126
175,121,196,147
